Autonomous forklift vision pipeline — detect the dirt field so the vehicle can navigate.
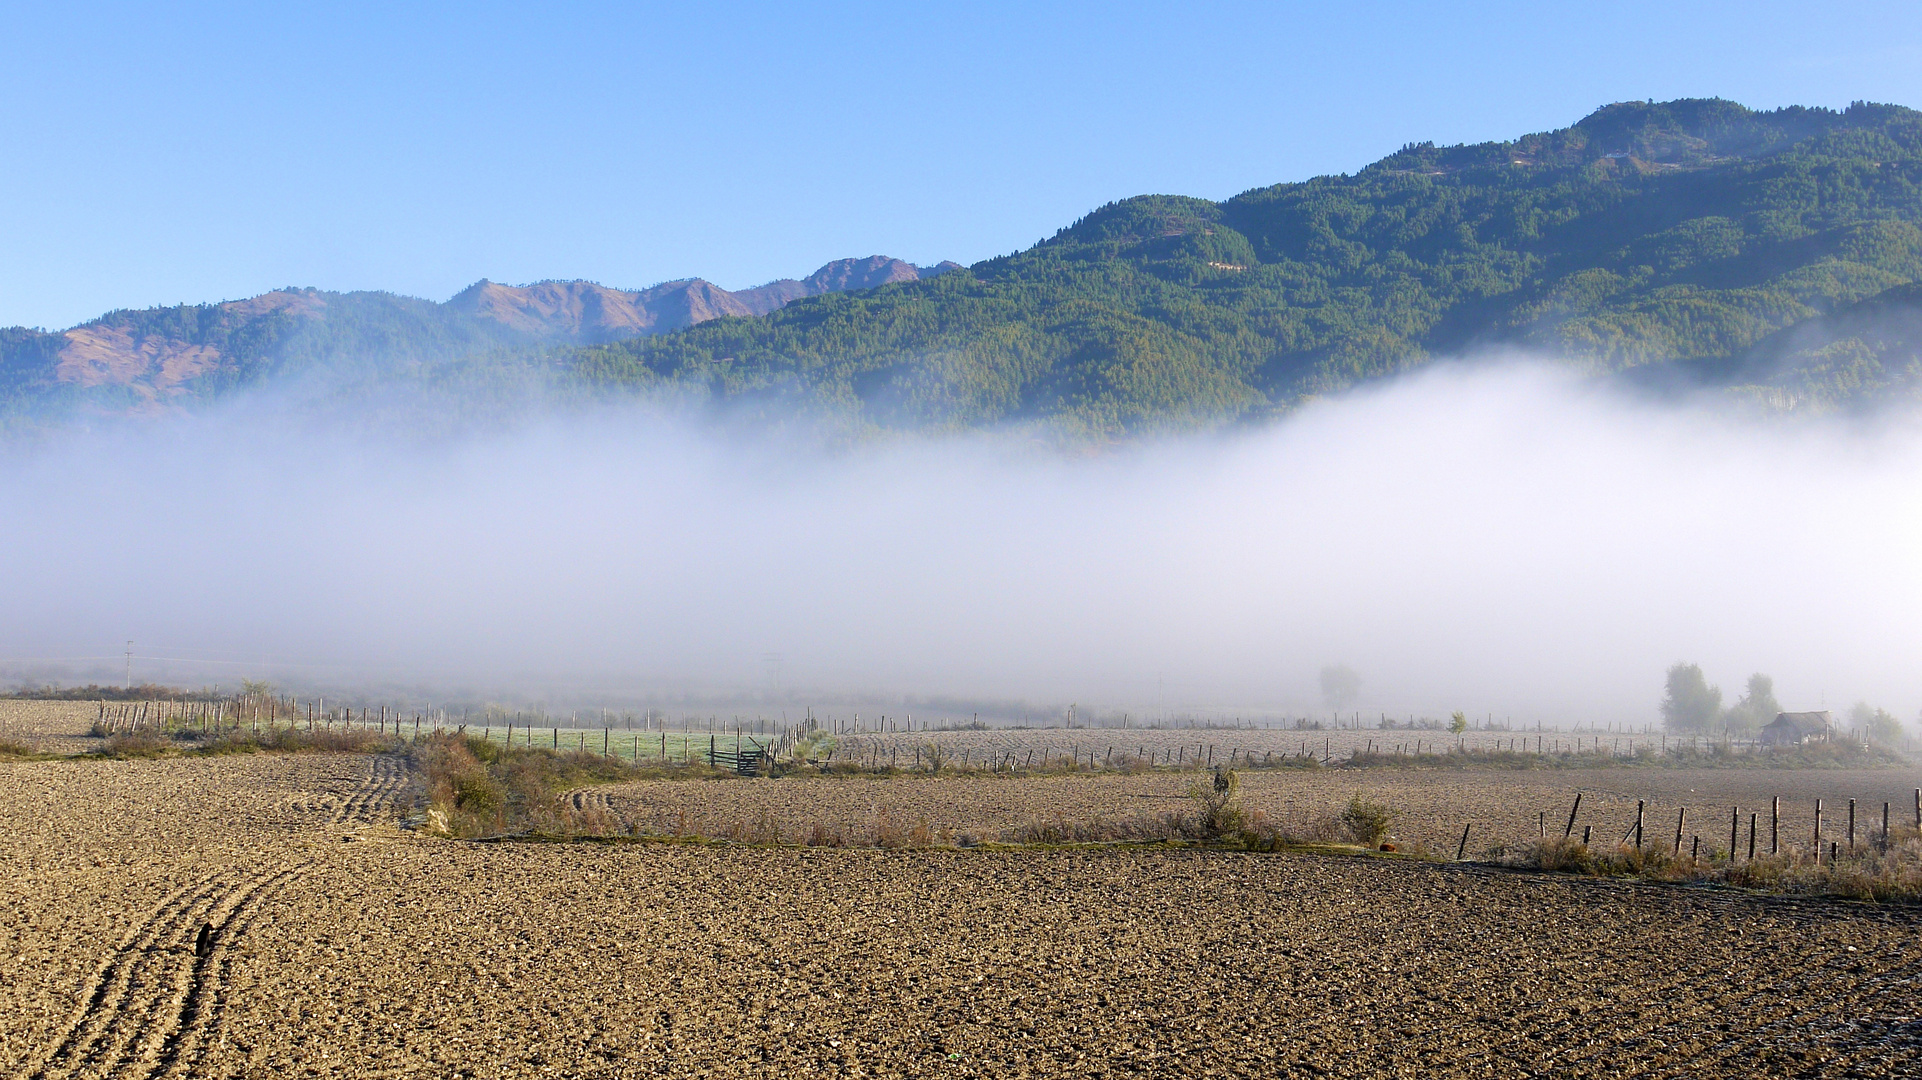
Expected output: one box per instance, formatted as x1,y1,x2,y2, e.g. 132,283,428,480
587,765,1922,856
6,715,1922,1076
0,700,115,756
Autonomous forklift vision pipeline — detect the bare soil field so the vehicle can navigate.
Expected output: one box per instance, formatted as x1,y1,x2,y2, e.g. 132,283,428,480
590,766,1922,856
5,731,1922,1076
0,700,114,756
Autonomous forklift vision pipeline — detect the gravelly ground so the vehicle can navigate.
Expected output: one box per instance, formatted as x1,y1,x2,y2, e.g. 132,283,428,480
5,747,1922,1078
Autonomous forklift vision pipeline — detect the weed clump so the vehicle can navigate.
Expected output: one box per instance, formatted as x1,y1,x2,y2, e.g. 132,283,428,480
1339,794,1397,847
0,738,40,760
94,732,176,758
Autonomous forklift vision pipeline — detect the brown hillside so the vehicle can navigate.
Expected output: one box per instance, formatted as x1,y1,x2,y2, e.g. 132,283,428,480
33,256,957,399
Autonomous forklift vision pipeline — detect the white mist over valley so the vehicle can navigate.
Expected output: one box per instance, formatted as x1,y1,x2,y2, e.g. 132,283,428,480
2,360,1915,727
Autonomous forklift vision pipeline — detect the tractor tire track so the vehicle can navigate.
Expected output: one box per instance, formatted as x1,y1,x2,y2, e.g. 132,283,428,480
331,753,410,825
27,866,302,1080
145,865,308,1080
27,877,225,1079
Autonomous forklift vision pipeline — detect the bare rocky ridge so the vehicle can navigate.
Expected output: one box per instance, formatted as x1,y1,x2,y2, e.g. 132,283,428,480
446,256,961,342
28,256,959,403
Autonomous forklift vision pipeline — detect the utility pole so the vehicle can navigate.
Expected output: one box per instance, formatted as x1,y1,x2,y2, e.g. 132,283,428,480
125,641,133,691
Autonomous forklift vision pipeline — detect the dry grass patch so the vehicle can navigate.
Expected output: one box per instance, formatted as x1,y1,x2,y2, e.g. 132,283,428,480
1496,824,1922,902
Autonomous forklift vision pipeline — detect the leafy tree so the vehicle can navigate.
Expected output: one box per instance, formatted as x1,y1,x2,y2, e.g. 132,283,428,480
1849,701,1904,745
1319,664,1361,709
1661,662,1723,733
1722,672,1782,735
1449,711,1468,735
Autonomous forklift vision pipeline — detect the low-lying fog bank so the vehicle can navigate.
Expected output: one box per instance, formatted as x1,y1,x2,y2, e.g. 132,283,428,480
1,361,1917,728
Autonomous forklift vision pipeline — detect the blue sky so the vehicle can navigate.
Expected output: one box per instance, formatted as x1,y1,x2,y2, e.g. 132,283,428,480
3,1,1921,329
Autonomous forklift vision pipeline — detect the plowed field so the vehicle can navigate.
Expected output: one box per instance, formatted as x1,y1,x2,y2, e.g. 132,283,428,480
5,726,1921,1077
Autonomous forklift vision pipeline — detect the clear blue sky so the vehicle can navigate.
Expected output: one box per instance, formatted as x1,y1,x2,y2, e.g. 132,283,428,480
4,1,1921,329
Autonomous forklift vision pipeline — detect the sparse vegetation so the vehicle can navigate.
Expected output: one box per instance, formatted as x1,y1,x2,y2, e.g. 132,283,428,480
1342,740,1908,770
1,683,206,701
84,724,401,759
412,731,725,838
0,738,38,760
1496,824,1922,902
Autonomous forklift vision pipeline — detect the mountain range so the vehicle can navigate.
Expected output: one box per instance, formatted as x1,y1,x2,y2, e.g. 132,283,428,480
0,257,958,415
7,97,1922,436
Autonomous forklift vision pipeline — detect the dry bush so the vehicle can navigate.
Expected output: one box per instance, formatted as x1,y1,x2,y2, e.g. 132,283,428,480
0,738,38,760
95,732,176,759
414,731,736,838
919,742,950,772
1339,794,1398,846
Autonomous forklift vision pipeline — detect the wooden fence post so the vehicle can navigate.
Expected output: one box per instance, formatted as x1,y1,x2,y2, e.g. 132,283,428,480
1673,807,1685,856
1456,824,1471,861
1730,806,1739,862
1563,793,1582,839
1772,797,1779,855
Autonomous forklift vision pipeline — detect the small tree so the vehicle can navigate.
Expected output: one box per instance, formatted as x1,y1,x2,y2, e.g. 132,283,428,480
1660,662,1722,733
1448,710,1468,735
1722,673,1781,736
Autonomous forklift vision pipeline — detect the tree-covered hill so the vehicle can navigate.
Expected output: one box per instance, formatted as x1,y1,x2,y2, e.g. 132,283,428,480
1713,282,1922,410
576,98,1922,436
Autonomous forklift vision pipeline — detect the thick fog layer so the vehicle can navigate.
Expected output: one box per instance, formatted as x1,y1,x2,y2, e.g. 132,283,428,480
2,362,1918,725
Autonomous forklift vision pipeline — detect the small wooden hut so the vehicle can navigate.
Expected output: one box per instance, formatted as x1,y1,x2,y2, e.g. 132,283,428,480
1760,711,1831,747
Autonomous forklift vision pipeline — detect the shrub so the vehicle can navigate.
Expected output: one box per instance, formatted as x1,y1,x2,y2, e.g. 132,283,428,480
409,731,717,839
1339,794,1397,846
95,732,174,759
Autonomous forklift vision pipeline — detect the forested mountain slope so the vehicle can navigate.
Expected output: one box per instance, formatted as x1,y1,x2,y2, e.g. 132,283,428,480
577,99,1922,435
